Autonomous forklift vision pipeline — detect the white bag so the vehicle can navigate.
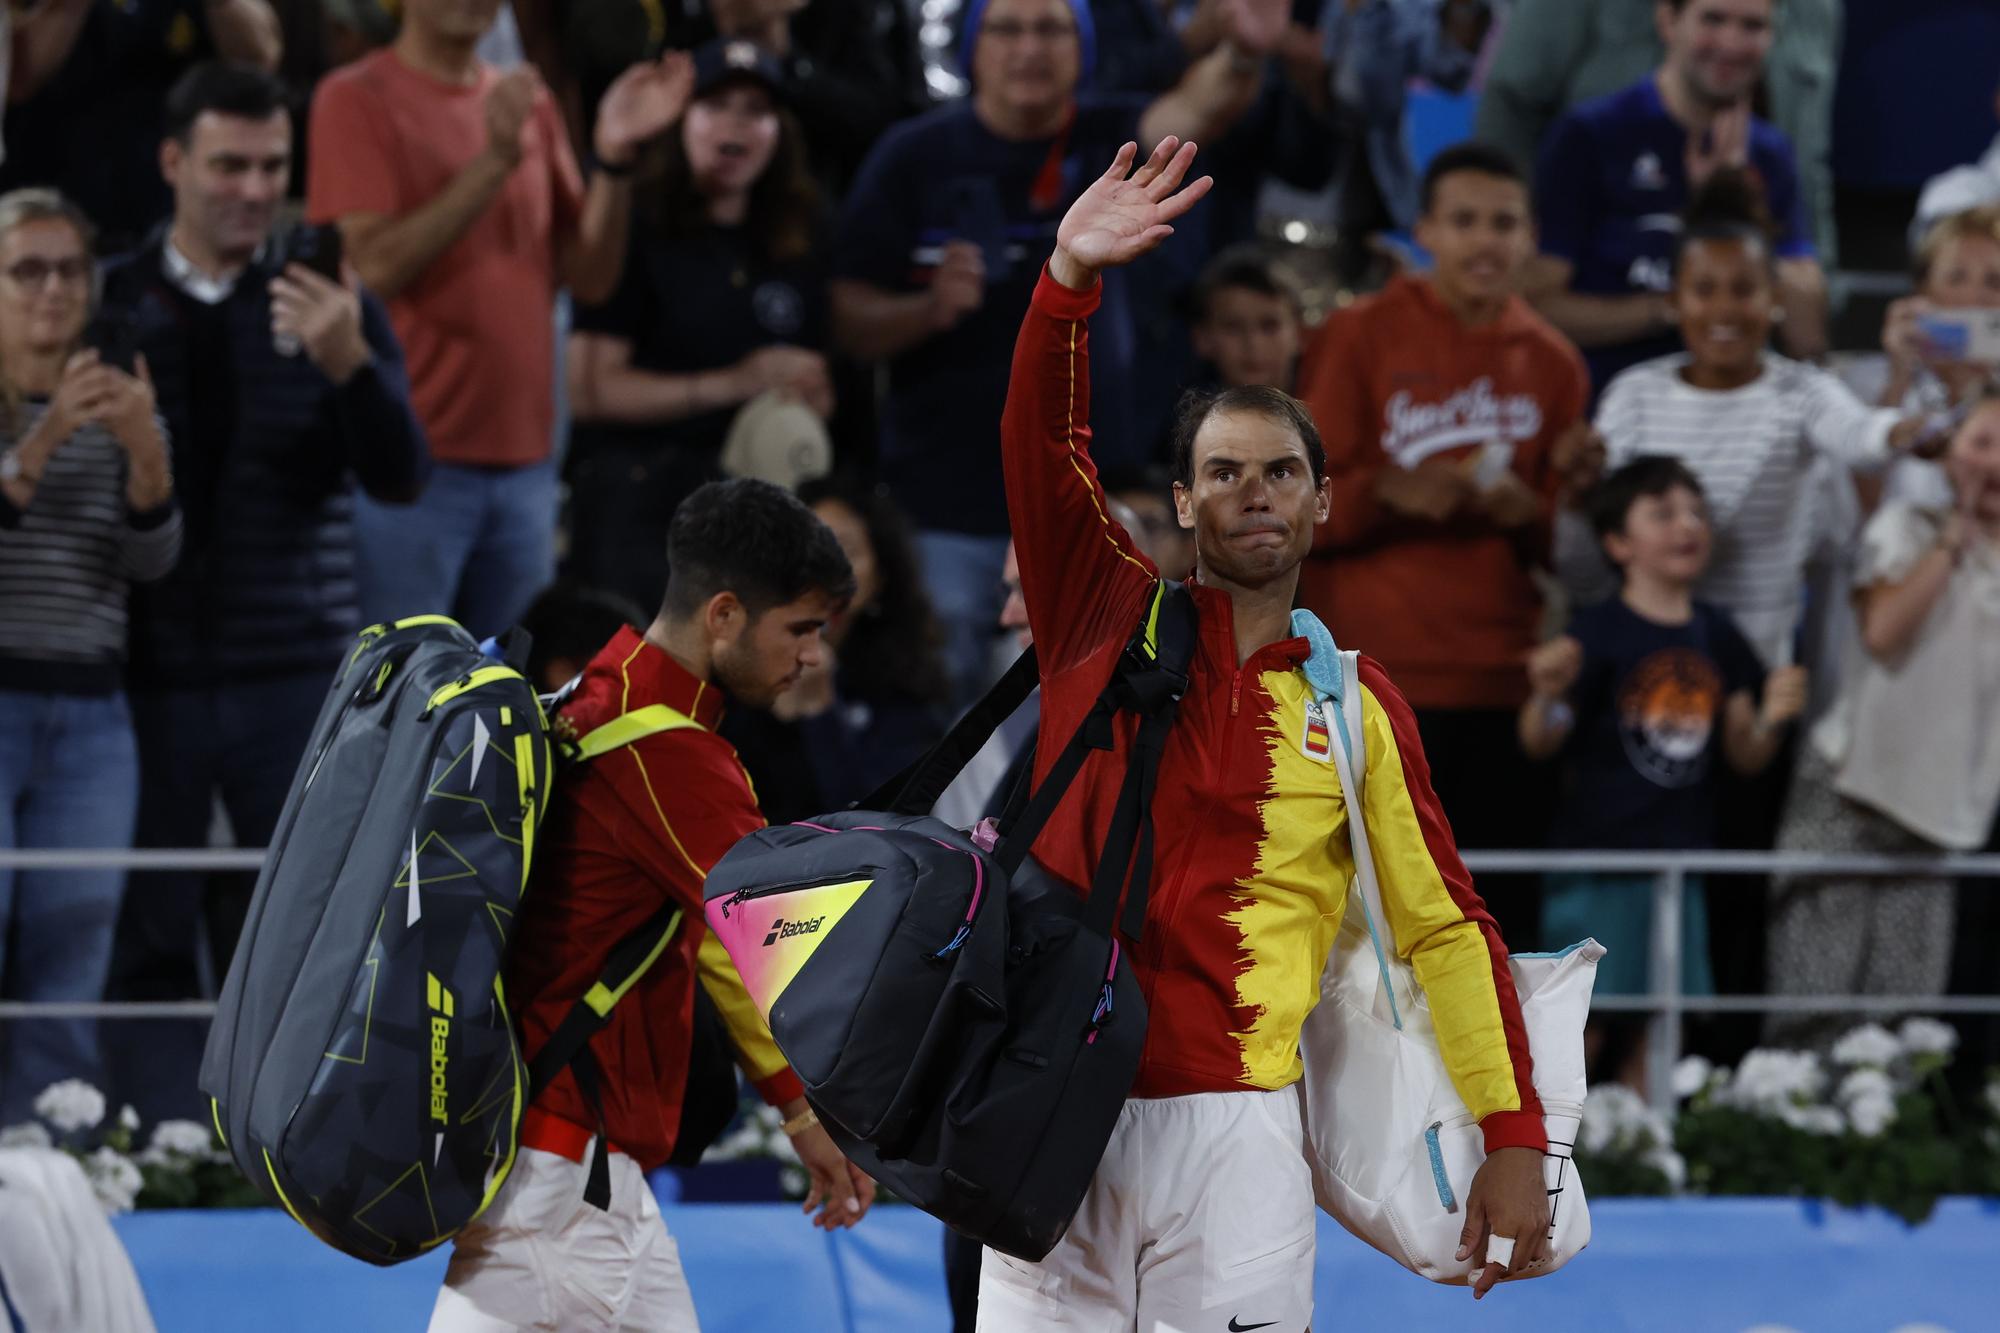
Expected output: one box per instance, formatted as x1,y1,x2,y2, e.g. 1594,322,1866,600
1298,649,1601,1284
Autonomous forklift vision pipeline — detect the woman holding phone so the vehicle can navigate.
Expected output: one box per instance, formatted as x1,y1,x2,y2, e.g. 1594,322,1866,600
0,188,178,1124
1878,207,2000,508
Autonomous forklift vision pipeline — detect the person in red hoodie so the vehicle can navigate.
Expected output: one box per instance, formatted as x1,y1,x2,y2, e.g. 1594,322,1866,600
429,478,874,1331
1294,141,1600,942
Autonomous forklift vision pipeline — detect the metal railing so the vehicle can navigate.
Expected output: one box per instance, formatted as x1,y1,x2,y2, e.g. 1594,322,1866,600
2,846,1996,1122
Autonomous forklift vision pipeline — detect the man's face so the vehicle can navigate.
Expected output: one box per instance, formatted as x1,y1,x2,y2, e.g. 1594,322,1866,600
1413,170,1534,310
1658,0,1773,108
1191,286,1300,391
972,0,1082,124
1172,408,1329,591
712,589,844,709
161,111,291,263
402,0,504,43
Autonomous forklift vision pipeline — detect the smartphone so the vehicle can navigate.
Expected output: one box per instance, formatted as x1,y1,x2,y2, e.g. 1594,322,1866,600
85,316,140,375
295,221,345,283
1914,309,2000,364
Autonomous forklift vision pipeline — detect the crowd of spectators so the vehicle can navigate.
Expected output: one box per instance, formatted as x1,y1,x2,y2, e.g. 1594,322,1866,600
0,0,1996,1122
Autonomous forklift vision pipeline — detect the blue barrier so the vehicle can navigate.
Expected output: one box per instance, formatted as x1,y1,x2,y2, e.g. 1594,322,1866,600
115,1196,1992,1332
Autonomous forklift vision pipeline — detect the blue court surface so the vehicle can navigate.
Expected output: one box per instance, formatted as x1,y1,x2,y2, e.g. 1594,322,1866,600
115,1195,1992,1331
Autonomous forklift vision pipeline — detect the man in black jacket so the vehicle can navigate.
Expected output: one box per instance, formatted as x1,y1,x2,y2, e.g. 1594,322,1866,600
97,61,430,1122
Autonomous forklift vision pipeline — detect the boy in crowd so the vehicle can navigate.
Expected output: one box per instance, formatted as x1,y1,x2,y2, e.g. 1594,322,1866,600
1187,243,1305,392
1520,456,1805,1088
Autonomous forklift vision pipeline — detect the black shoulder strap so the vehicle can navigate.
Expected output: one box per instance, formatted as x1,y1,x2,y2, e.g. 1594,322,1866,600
525,903,684,1209
995,580,1197,944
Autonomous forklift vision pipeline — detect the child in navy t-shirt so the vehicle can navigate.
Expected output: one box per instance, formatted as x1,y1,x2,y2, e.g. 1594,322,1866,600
1520,458,1806,1072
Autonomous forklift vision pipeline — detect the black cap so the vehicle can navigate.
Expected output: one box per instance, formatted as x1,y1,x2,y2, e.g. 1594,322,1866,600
691,39,788,104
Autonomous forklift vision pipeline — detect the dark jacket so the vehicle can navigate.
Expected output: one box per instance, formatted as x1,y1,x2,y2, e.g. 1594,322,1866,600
100,226,430,688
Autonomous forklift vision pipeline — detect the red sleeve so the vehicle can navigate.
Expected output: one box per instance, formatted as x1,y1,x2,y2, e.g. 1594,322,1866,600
305,69,403,223
1001,266,1159,673
609,734,803,1108
1295,307,1392,552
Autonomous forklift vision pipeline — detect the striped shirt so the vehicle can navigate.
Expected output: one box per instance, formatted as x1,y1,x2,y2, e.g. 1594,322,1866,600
0,403,181,694
1557,353,1898,664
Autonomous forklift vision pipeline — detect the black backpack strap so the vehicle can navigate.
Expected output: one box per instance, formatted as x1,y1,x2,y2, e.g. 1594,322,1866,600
996,580,1197,945
525,903,684,1209
863,647,1042,815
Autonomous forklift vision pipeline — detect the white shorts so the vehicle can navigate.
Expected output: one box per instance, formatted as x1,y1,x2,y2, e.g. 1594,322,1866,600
977,1086,1316,1333
427,1147,698,1333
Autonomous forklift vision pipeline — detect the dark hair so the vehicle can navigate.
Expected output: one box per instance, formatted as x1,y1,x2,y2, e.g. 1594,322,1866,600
1672,167,1778,280
1418,141,1528,216
1168,386,1327,490
795,477,951,707
643,91,821,264
663,478,856,621
517,581,646,689
1586,455,1707,549
164,62,288,143
1189,244,1303,323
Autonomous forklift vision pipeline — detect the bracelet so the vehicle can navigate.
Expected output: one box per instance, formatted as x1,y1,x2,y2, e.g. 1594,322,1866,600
781,1106,820,1137
591,149,637,178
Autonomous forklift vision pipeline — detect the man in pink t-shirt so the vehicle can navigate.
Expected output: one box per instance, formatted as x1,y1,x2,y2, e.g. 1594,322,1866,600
307,0,691,635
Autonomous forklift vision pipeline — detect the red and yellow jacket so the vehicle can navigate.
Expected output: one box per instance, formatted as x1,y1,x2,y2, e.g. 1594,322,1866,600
1005,270,1545,1154
509,626,802,1169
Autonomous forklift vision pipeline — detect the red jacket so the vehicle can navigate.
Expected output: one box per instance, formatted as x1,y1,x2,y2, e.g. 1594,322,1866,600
1005,270,1544,1153
509,627,801,1169
1294,275,1588,711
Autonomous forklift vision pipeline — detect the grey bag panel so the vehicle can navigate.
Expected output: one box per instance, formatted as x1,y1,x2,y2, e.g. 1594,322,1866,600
201,618,550,1264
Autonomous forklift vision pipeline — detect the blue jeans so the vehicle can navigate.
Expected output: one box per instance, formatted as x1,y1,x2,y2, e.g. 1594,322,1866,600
354,457,559,639
914,531,1011,714
0,690,138,1126
105,669,329,1126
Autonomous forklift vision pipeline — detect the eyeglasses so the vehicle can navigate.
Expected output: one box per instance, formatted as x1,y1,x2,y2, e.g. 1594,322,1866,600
4,257,91,289
981,18,1078,43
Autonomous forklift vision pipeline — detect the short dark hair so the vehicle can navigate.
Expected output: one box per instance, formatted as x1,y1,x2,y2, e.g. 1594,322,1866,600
1418,141,1528,216
518,581,646,689
1586,455,1707,551
1189,244,1303,323
164,62,289,143
663,478,856,621
1168,386,1327,490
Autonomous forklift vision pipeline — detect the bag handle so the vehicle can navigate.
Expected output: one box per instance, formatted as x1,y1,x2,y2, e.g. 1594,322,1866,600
1325,650,1413,1030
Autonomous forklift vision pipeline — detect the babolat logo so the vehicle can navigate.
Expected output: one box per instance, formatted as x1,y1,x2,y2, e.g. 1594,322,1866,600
425,972,454,1123
762,916,827,947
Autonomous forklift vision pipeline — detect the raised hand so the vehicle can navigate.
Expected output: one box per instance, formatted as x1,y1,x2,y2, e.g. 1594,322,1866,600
595,50,697,169
1759,664,1809,731
1051,139,1213,288
927,240,986,332
484,68,540,169
1525,635,1583,701
1219,0,1288,57
1685,101,1750,187
271,263,372,385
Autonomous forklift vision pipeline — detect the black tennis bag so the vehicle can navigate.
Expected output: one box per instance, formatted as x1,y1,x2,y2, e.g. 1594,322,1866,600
702,581,1195,1260
200,616,721,1265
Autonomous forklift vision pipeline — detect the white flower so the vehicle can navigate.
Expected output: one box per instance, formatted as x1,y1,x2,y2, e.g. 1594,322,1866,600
1847,1093,1897,1138
83,1147,142,1215
117,1105,140,1134
1723,1049,1825,1113
1671,1055,1714,1100
1986,1076,2000,1122
1831,1023,1901,1068
33,1080,106,1134
1580,1083,1675,1157
1657,1149,1688,1191
0,1122,53,1150
1777,1103,1846,1136
146,1120,218,1160
1838,1067,1894,1105
1897,1017,1958,1057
